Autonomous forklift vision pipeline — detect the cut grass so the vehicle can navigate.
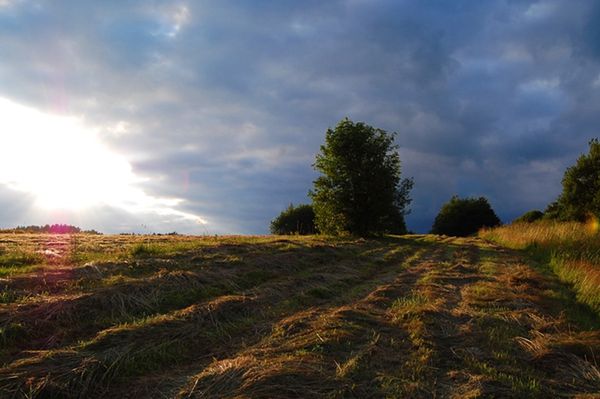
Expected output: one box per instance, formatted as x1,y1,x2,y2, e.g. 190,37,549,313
0,235,425,397
0,234,599,398
0,251,43,268
0,250,44,277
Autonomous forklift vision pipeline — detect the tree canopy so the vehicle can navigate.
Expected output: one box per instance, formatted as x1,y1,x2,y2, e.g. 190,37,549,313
270,204,317,235
513,210,544,224
0,224,101,234
309,119,413,236
431,196,501,236
547,139,600,221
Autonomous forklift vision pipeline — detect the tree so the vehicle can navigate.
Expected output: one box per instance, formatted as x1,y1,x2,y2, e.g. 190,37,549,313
513,210,544,224
270,203,317,235
431,196,501,236
309,119,413,236
550,139,600,221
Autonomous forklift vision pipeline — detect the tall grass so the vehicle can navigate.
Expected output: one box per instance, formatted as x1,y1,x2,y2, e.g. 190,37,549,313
480,220,600,314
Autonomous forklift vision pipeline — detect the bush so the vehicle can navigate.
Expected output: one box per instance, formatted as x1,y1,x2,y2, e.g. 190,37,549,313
309,118,413,236
270,204,317,235
431,196,501,237
513,210,544,224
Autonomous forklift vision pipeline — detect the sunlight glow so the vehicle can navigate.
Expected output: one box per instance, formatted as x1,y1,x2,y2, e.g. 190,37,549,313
586,215,599,235
0,97,206,225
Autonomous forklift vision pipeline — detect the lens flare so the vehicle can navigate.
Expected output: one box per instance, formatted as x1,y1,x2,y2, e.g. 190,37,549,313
585,215,599,235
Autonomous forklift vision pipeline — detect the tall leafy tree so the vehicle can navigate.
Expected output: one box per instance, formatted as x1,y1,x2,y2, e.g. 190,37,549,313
550,139,600,221
309,119,413,236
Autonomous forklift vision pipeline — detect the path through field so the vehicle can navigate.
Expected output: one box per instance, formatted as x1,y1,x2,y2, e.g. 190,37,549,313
0,234,599,398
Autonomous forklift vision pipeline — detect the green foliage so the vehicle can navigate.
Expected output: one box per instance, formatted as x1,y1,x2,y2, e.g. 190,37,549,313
270,203,317,235
543,200,561,220
551,139,600,221
309,119,413,236
431,196,501,236
513,210,544,224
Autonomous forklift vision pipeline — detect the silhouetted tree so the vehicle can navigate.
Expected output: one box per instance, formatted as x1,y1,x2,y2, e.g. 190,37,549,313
548,139,600,221
431,196,501,236
513,210,544,224
309,119,413,236
0,224,99,234
270,203,317,235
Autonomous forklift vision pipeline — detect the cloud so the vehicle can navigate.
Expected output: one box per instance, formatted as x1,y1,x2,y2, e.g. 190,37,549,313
0,97,206,233
0,0,599,233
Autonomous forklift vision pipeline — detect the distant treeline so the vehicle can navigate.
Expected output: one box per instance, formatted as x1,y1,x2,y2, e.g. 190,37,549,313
0,224,102,235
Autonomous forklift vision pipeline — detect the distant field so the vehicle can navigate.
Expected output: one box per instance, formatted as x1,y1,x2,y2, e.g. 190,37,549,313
1,233,599,398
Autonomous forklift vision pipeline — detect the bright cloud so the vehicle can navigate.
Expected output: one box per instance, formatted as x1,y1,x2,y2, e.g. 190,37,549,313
0,97,206,226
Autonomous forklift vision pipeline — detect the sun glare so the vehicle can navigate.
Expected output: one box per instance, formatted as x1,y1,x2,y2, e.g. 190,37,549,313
0,98,135,209
0,97,206,225
586,215,600,235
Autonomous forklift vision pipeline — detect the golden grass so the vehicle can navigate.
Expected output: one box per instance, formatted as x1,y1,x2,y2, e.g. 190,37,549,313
480,220,600,314
481,220,596,248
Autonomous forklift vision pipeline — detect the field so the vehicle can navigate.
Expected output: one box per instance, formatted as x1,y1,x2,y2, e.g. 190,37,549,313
481,220,600,317
0,233,599,398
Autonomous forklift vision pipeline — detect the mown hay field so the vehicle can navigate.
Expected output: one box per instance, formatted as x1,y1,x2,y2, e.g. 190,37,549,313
0,233,599,398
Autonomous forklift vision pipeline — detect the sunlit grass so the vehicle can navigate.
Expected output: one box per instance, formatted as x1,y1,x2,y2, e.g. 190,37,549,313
0,249,44,277
0,250,43,267
128,241,207,258
480,220,600,315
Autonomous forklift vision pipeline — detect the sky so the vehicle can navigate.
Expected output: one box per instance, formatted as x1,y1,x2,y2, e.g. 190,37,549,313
0,0,599,234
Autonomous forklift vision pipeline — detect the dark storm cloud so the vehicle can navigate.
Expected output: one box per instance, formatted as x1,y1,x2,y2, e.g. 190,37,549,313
1,0,599,232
